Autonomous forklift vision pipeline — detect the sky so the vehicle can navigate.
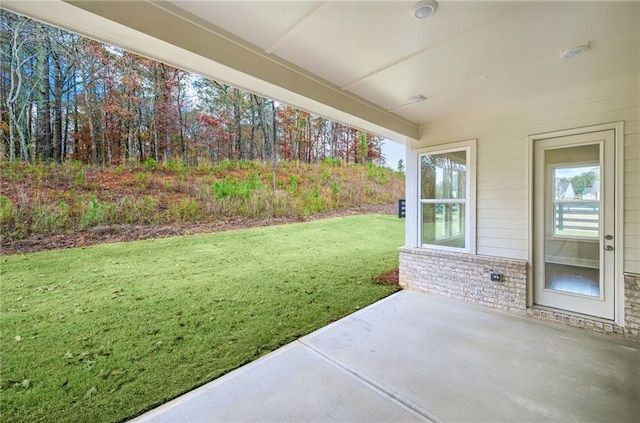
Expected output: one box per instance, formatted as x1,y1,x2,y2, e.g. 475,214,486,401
381,139,406,170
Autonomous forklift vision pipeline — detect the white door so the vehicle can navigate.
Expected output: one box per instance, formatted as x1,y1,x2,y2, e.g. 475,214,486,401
533,130,615,319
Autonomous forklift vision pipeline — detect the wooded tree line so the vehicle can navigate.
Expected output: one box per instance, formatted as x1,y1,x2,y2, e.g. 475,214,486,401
557,170,598,197
0,11,383,166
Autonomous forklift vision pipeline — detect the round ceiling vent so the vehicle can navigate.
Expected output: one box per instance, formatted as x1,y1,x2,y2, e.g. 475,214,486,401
412,1,438,19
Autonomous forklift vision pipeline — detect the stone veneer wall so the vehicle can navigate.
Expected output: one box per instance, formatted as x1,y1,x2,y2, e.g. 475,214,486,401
399,247,528,314
525,274,639,339
399,248,640,340
623,273,640,338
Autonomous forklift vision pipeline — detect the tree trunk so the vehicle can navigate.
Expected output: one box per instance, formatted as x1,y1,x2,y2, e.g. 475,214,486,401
51,47,66,162
6,17,33,162
233,88,242,160
249,96,256,160
72,73,79,160
177,75,186,164
254,95,269,162
271,100,277,167
82,80,98,164
35,34,52,161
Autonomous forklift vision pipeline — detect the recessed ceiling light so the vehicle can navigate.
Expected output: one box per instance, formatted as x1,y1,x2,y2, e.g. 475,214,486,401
561,42,589,59
412,1,438,19
473,75,488,82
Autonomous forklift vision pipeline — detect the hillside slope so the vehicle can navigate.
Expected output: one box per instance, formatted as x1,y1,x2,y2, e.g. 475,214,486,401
0,161,404,253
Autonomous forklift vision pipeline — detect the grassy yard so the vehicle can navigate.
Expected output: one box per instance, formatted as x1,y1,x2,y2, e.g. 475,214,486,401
0,215,404,422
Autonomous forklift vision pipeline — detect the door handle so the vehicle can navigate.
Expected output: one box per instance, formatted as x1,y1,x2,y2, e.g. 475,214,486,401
605,245,614,251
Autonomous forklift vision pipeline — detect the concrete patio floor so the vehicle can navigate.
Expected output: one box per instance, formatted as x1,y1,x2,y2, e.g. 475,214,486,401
132,290,640,423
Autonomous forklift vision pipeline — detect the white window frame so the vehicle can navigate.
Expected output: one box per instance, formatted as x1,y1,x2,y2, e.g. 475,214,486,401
417,139,476,254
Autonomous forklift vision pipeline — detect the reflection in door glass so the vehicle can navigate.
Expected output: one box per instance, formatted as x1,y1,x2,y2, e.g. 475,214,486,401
545,263,600,297
553,165,600,238
544,146,601,298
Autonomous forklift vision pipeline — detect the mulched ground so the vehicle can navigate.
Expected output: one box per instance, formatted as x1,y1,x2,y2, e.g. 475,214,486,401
374,268,400,285
1,204,398,255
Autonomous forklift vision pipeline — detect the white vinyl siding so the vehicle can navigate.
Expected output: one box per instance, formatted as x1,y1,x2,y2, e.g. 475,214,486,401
625,131,640,269
408,73,639,273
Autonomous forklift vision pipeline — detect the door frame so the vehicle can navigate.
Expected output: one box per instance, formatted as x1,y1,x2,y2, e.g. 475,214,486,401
527,122,625,325
534,133,614,318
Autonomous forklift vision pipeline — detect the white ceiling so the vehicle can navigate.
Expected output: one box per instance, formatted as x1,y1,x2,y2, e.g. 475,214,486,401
4,1,640,142
169,0,639,125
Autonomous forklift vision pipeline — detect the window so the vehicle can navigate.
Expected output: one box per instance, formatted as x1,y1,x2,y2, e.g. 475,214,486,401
419,140,475,253
551,164,600,239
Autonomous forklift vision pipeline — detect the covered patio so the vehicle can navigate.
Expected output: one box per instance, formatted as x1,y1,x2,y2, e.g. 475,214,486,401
4,1,638,420
133,290,640,422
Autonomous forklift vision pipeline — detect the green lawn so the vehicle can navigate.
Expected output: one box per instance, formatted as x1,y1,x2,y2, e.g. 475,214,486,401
0,215,404,422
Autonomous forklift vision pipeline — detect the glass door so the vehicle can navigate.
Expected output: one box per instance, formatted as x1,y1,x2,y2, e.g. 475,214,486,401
533,130,615,319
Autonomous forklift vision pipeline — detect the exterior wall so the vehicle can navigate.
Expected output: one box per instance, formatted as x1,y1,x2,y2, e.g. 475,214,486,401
527,272,638,337
403,73,640,339
625,132,640,272
406,73,639,272
399,247,527,314
624,273,640,337
400,248,640,339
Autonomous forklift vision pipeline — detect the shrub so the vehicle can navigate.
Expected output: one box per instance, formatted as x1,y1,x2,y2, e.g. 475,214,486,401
237,160,258,170
212,179,231,199
331,181,341,196
303,186,326,215
166,159,188,174
143,157,157,168
212,175,263,200
366,162,390,185
171,198,202,221
113,164,128,174
134,196,160,224
73,170,86,186
118,196,137,223
288,175,300,193
0,195,17,234
135,172,150,188
210,160,236,176
32,202,70,233
322,157,342,167
80,196,105,228
91,196,157,226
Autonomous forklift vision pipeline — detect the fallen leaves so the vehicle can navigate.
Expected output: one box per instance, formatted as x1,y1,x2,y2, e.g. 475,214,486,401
83,386,97,400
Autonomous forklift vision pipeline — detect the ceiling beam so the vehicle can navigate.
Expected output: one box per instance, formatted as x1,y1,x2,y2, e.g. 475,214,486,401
265,1,327,55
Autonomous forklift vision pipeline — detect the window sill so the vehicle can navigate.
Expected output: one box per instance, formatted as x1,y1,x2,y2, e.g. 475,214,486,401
419,243,470,254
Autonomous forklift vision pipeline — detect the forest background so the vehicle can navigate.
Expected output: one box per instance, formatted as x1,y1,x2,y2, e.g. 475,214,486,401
0,10,405,252
1,10,393,167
